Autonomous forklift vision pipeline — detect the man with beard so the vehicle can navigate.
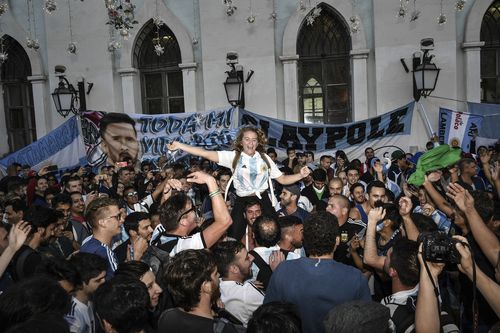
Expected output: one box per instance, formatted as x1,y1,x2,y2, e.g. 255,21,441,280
53,193,90,246
159,249,240,333
277,185,310,222
8,205,60,281
70,192,92,237
99,112,139,166
277,215,304,258
3,199,27,225
350,180,386,224
213,240,264,326
115,212,153,263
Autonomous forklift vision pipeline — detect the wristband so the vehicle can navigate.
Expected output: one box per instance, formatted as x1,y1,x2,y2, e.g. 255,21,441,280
209,189,221,198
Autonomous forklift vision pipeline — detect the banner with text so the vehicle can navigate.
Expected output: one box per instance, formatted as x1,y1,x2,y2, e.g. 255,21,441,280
82,108,236,167
239,102,415,160
438,108,484,151
0,116,86,173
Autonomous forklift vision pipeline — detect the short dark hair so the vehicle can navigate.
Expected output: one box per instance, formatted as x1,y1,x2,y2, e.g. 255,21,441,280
367,180,386,195
365,147,374,153
99,112,137,138
457,158,475,172
124,212,150,234
247,301,302,333
389,238,419,287
164,249,217,312
303,211,339,257
216,167,232,180
278,215,303,229
70,252,107,284
312,168,327,182
410,213,438,233
383,203,402,231
320,155,331,162
158,192,192,232
35,256,80,289
470,190,494,222
253,216,280,248
266,147,277,156
305,151,314,160
84,197,118,228
323,300,390,333
4,198,27,214
244,198,262,211
286,147,295,154
350,182,365,194
51,193,72,208
213,240,245,278
94,278,149,333
0,276,71,331
24,206,58,232
115,261,151,281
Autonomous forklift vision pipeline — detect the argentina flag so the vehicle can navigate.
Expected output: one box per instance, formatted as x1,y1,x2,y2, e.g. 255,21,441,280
438,108,484,151
0,116,86,174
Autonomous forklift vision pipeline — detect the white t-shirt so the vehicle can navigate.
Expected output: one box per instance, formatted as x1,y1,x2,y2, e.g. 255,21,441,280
150,224,206,257
217,150,282,197
250,245,299,279
220,280,265,326
65,297,95,333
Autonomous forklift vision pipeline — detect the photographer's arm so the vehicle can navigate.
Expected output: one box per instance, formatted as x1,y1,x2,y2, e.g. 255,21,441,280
415,244,445,333
422,173,454,217
363,207,385,271
167,141,219,163
0,222,30,278
454,236,500,317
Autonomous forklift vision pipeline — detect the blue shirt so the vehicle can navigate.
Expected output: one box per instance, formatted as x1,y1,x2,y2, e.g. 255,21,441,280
80,237,118,280
264,257,371,333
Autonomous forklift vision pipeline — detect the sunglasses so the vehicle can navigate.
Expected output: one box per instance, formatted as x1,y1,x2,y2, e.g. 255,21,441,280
126,191,138,197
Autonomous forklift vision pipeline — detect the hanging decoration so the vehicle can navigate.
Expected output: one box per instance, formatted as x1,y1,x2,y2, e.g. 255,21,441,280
66,0,77,54
107,28,121,52
26,0,40,51
192,0,199,45
455,0,466,11
409,0,420,22
0,36,7,65
246,0,256,24
223,0,237,16
0,2,8,16
105,0,138,32
437,0,446,25
305,5,321,25
396,0,408,19
298,0,307,12
349,0,360,34
44,0,57,14
269,0,277,21
153,0,164,56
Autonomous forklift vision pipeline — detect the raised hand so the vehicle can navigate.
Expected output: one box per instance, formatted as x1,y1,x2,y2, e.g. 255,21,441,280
368,206,386,224
166,141,181,151
299,166,311,178
426,170,442,183
186,171,215,185
446,182,474,212
8,221,31,251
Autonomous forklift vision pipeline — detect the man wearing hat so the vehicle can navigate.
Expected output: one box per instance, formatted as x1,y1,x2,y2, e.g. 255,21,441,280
277,185,310,222
387,150,408,188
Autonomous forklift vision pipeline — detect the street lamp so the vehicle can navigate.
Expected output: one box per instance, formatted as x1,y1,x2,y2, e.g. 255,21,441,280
412,38,440,101
51,66,87,117
224,66,244,108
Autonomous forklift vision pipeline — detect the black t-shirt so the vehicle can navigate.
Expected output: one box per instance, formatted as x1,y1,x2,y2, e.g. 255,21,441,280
333,218,366,267
158,308,238,333
9,245,42,281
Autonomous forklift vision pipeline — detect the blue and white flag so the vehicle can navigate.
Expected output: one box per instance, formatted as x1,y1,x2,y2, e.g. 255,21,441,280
467,102,500,139
0,116,86,173
438,108,484,151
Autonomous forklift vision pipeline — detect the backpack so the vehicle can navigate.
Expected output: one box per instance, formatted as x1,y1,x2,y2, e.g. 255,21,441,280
141,232,179,280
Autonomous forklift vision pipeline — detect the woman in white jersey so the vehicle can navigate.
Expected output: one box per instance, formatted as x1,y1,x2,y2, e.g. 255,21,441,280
167,126,311,241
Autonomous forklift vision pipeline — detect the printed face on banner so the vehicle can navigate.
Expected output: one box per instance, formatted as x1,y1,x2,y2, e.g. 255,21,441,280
100,122,139,165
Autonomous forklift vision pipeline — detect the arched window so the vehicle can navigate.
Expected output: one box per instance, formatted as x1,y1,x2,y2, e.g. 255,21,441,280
297,4,352,124
134,20,184,114
480,0,500,103
0,35,36,152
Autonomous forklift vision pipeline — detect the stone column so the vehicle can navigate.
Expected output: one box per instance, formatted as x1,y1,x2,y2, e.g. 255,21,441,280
27,75,49,138
350,49,370,121
280,55,300,122
118,68,139,114
462,41,484,103
179,62,198,113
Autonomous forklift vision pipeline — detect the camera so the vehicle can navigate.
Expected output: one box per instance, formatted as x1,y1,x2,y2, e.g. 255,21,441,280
226,51,239,66
419,231,461,264
420,38,434,51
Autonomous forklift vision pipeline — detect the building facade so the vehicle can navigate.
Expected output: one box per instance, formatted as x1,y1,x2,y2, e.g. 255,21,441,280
0,0,498,157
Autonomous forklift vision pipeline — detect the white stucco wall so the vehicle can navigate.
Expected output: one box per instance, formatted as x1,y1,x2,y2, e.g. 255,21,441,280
0,0,494,157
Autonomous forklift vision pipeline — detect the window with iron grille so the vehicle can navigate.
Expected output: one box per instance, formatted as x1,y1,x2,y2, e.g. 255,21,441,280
297,5,352,124
134,20,184,114
0,35,36,152
480,0,500,104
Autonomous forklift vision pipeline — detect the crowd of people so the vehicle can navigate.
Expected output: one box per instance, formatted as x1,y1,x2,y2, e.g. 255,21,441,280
0,116,499,333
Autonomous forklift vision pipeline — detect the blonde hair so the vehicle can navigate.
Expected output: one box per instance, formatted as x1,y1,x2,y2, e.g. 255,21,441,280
232,126,268,153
